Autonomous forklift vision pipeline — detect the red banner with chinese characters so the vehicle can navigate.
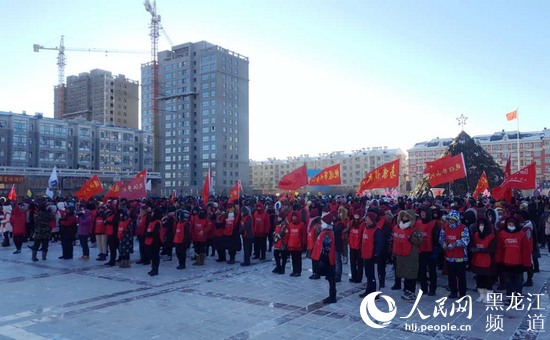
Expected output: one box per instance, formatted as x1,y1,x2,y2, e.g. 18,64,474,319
104,181,122,202
426,153,467,187
120,176,147,201
75,175,103,200
494,162,536,193
358,159,400,192
472,171,488,197
277,165,308,191
309,164,341,186
0,175,24,184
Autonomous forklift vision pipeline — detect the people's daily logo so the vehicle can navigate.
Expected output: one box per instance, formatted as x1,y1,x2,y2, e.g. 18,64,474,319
359,292,397,329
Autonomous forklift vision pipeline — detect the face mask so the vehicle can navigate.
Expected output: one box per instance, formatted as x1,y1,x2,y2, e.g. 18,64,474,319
227,212,234,219
507,225,516,231
399,221,411,229
478,224,485,233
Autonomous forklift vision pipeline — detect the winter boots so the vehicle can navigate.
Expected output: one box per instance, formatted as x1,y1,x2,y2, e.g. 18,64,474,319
192,253,206,266
119,260,131,268
42,251,47,261
32,251,38,262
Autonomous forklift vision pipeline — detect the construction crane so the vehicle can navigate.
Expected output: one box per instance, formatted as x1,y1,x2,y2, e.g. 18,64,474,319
144,0,162,172
33,35,148,87
34,35,147,119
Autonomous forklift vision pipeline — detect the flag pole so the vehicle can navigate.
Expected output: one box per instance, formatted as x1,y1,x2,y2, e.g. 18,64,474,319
516,108,520,172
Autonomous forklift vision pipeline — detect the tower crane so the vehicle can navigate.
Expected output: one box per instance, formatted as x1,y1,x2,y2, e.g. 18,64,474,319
33,35,147,118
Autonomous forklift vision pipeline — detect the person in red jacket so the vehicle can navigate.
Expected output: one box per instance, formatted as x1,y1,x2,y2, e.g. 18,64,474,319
136,205,151,265
252,203,270,260
495,216,532,298
440,210,470,299
174,209,191,269
10,203,27,254
312,215,337,304
287,212,306,277
272,217,290,274
191,209,209,266
359,212,383,298
59,208,77,260
117,208,133,268
416,206,441,296
347,210,365,283
145,207,163,276
470,217,497,303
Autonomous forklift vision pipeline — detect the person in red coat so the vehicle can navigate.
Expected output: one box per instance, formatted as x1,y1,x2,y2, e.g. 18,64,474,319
470,217,496,303
191,209,209,266
347,210,365,283
495,216,532,298
272,217,290,274
287,212,306,277
59,208,77,260
312,215,337,304
10,203,27,254
359,212,383,298
174,210,191,269
145,207,163,276
252,203,270,260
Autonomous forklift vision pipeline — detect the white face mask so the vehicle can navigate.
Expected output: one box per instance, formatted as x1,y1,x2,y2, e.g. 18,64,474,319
399,221,411,229
507,225,516,231
227,212,234,219
478,224,485,233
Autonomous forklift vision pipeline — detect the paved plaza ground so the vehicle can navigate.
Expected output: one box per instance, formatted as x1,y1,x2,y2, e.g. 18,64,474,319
0,240,548,339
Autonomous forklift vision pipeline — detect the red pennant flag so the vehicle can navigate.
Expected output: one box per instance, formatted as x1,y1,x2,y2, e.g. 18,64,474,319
75,175,104,201
502,162,537,190
120,175,147,201
309,164,341,186
358,159,400,193
201,166,212,205
277,165,308,191
472,171,489,197
7,184,16,200
425,153,467,187
103,181,122,203
506,109,518,121
170,190,176,204
228,180,242,203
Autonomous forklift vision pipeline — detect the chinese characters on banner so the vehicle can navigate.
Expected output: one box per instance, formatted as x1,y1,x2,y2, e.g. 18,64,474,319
424,153,467,187
103,181,122,202
357,159,399,193
120,175,146,201
0,175,24,184
309,163,341,186
75,175,103,200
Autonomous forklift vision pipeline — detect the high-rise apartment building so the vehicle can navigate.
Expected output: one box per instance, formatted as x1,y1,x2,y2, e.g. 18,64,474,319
141,41,249,196
408,129,550,189
54,69,139,129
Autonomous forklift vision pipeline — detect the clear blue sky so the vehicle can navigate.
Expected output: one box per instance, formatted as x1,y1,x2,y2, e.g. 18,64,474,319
1,0,548,160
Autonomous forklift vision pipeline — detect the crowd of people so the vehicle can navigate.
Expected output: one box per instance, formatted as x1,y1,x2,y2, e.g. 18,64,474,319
0,193,548,305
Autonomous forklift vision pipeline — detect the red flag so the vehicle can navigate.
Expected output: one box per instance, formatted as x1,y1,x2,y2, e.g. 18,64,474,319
75,175,104,200
103,181,122,203
7,184,16,200
277,165,308,191
506,109,518,121
492,183,512,203
228,180,242,203
423,155,452,174
358,159,400,193
119,175,147,201
502,162,537,190
472,171,489,197
425,153,467,187
309,164,341,186
201,166,212,204
136,169,147,179
170,190,176,204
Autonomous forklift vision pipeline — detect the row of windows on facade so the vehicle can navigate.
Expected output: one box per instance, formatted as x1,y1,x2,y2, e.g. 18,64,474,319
164,161,239,171
164,170,239,180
